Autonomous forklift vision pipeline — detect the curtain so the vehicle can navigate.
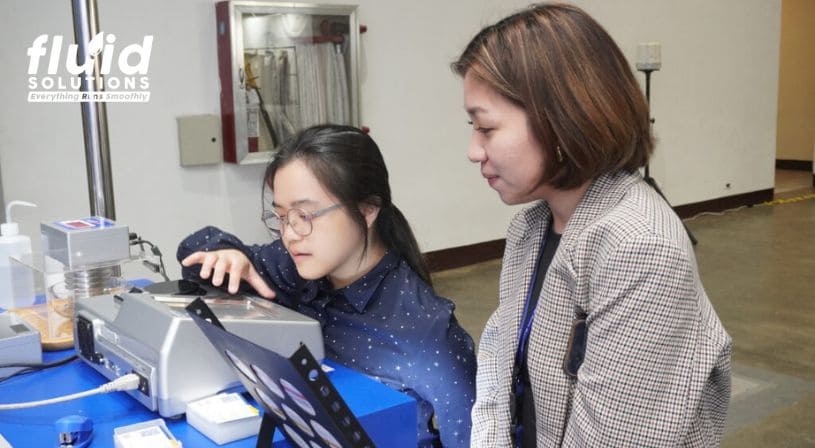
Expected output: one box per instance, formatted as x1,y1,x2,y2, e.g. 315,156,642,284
246,40,351,150
295,42,350,129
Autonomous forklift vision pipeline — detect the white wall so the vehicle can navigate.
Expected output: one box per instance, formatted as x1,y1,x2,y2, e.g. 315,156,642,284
0,0,780,279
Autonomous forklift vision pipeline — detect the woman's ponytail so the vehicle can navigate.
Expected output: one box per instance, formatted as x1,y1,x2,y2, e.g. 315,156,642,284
376,205,432,288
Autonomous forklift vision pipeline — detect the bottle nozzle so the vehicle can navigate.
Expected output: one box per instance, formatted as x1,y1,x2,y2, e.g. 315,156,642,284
2,201,37,236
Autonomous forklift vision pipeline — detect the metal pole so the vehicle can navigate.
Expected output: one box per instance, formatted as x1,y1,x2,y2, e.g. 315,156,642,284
71,0,115,220
638,68,698,245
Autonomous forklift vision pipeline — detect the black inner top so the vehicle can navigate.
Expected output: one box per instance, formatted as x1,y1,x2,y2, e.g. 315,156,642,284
517,228,561,447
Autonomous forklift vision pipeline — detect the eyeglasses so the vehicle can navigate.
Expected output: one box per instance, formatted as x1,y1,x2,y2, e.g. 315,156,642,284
261,204,343,237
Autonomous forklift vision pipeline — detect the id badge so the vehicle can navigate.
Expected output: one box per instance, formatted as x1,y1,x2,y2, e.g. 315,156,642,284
563,317,588,377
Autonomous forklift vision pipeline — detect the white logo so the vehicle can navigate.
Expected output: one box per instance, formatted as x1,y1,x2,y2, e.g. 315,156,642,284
26,32,153,103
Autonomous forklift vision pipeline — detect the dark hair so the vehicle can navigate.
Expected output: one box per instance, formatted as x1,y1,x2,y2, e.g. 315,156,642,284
452,3,654,189
264,125,433,287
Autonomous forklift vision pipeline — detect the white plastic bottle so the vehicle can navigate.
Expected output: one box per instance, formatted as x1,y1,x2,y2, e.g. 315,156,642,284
0,201,37,310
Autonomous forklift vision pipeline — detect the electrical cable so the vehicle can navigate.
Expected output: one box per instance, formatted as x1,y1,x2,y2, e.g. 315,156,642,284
0,355,79,383
682,205,749,221
129,233,170,281
763,192,815,206
682,192,815,222
0,373,140,410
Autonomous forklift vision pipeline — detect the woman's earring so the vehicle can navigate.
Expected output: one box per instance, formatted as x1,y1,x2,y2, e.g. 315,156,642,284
556,146,564,163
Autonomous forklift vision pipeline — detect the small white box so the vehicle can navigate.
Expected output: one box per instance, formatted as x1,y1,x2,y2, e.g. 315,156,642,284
186,393,261,445
113,418,181,448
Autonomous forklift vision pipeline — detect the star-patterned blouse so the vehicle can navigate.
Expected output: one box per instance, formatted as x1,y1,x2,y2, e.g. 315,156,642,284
178,226,477,447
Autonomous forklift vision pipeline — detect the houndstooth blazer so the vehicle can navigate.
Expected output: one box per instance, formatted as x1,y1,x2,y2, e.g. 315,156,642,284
471,171,732,447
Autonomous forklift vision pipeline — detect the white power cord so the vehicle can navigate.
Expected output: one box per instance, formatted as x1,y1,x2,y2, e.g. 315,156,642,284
0,373,141,410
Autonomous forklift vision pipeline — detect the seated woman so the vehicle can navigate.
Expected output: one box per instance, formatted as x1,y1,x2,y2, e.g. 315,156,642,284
178,124,476,447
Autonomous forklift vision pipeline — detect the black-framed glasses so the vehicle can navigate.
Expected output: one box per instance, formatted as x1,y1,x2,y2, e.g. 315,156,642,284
261,204,343,237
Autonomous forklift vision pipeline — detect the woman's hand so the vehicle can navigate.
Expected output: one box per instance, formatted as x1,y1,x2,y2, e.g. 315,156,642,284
181,249,276,299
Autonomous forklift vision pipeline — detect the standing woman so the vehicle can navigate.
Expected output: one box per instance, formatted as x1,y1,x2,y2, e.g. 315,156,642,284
452,4,731,447
178,125,476,447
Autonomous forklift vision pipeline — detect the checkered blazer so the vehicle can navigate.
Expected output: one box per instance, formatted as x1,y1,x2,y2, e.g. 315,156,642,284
471,171,732,447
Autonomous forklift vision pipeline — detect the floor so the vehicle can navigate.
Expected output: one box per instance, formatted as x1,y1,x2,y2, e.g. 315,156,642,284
432,169,815,447
775,168,814,194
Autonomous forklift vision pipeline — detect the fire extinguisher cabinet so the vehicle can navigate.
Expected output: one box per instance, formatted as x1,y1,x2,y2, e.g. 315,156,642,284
215,1,361,164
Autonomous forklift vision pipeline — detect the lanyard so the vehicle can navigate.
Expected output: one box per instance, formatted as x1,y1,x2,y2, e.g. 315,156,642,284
512,234,548,448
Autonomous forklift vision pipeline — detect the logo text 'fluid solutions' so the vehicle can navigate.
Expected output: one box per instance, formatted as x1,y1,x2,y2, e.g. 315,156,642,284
27,32,153,103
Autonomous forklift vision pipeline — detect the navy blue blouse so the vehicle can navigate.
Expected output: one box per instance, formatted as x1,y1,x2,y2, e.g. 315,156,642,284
178,226,476,447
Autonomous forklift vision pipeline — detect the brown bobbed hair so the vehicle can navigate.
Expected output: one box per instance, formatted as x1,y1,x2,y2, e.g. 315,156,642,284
452,3,654,189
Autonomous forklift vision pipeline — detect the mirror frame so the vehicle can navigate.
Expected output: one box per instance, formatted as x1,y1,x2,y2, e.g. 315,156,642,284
216,1,360,164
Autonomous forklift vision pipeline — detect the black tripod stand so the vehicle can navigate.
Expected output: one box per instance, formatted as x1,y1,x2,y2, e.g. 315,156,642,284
640,69,698,245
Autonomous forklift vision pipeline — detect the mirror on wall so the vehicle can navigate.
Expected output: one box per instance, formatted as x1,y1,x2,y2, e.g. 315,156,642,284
216,1,360,164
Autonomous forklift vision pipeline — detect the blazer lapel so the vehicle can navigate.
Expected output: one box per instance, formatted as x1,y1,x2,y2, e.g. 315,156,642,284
498,203,551,375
